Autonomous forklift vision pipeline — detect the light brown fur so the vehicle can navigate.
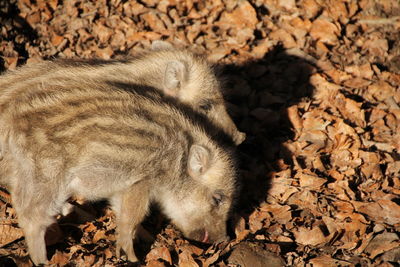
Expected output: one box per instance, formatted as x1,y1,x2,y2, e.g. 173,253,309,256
0,72,238,265
0,41,245,145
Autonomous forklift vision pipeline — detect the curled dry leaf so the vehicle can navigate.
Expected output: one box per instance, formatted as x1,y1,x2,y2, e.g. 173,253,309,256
0,222,24,247
354,199,400,225
364,232,400,258
260,203,292,225
49,251,70,266
218,0,257,30
296,171,327,190
308,254,350,267
146,247,172,265
310,18,340,45
228,242,285,267
292,225,329,246
178,249,199,267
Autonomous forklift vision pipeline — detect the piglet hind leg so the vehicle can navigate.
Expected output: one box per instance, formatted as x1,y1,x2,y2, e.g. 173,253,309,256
110,185,150,263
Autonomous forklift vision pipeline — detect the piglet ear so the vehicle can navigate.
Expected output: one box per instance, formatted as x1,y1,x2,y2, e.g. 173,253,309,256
163,60,188,97
151,40,173,50
188,145,211,178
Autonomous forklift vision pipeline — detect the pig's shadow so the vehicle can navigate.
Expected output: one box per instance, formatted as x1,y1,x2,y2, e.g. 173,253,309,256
218,45,316,231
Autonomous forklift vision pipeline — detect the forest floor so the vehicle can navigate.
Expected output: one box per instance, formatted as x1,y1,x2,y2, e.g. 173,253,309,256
1,0,400,266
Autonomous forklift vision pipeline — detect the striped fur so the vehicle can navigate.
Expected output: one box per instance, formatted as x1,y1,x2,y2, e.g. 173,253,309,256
0,73,238,264
0,42,245,145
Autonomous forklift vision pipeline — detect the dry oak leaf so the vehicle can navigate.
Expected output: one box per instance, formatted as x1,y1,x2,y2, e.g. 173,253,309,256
292,225,329,246
260,203,292,225
178,249,198,267
327,180,356,201
380,247,400,263
142,12,166,33
218,0,257,30
266,169,298,203
93,23,113,44
228,242,285,267
287,190,322,216
286,105,303,137
327,120,361,153
325,0,349,22
310,73,341,103
308,254,351,267
251,39,275,59
146,247,172,265
202,251,221,267
2,56,18,70
298,130,328,151
344,63,374,80
354,199,400,225
126,31,162,42
362,38,388,58
359,150,382,179
0,188,11,203
49,250,70,266
278,0,296,11
324,68,352,84
301,110,331,132
207,46,232,63
146,261,167,267
95,47,113,60
333,93,366,128
296,171,327,190
364,232,400,258
342,77,371,89
269,29,297,49
301,0,321,19
335,213,368,250
368,81,396,102
310,18,340,45
92,229,107,243
248,209,269,233
0,222,24,247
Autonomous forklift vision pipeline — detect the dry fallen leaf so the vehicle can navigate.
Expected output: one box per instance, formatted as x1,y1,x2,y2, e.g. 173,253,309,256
0,222,24,247
355,199,400,225
292,224,329,246
178,249,198,267
364,232,400,258
310,18,340,45
146,246,172,265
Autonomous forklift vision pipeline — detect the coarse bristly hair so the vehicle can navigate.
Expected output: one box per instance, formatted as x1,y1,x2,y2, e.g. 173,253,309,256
0,61,239,265
0,41,245,146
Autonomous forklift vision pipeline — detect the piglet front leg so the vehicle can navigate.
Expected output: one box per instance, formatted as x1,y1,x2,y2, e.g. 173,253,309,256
110,183,150,262
11,182,57,266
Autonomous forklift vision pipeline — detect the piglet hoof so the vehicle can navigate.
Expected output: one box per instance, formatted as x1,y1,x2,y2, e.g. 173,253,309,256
30,255,48,267
116,240,138,263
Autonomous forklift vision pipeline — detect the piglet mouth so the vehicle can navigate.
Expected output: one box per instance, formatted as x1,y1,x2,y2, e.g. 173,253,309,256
201,230,209,243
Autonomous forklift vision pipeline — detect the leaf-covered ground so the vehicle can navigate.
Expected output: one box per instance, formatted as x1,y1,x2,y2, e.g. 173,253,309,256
1,0,400,266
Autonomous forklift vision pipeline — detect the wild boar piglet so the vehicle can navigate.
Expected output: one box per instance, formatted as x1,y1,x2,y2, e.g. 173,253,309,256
0,41,245,145
0,76,238,265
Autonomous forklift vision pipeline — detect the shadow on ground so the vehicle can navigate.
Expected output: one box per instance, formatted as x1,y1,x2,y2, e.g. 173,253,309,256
219,45,316,232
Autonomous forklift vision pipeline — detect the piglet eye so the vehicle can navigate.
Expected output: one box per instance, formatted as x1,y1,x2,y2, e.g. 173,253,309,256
199,101,213,112
212,192,224,206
